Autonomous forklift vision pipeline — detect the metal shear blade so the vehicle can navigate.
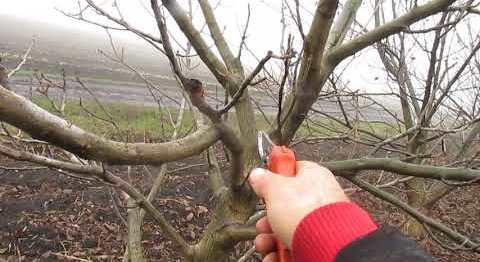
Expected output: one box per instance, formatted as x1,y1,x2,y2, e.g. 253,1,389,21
257,131,275,163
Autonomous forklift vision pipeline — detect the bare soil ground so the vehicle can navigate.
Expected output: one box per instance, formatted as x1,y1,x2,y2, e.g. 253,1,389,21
0,142,479,261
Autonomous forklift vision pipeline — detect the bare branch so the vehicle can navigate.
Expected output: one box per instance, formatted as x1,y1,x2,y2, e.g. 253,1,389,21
427,39,480,121
328,0,456,65
219,51,273,114
0,165,47,171
327,0,363,48
160,0,230,85
277,35,293,131
76,77,119,130
80,0,162,43
0,144,102,175
146,5,247,191
198,0,239,70
285,0,306,40
237,246,256,262
207,147,226,195
0,143,193,256
370,125,420,154
0,84,221,165
237,4,251,60
151,1,189,84
109,188,128,227
222,224,257,242
8,39,35,78
325,158,480,182
278,0,339,143
349,177,480,251
0,62,9,90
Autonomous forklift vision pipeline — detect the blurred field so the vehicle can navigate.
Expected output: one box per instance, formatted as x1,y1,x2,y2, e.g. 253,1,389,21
0,15,213,84
29,96,195,142
2,14,399,126
24,95,396,146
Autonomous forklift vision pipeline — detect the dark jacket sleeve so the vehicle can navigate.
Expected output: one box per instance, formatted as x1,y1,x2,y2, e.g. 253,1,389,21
291,202,435,262
335,227,435,262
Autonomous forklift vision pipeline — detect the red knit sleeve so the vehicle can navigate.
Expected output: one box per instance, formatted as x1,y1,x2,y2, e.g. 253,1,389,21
291,202,378,262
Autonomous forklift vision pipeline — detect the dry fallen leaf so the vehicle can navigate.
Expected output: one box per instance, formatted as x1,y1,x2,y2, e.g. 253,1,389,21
197,205,208,215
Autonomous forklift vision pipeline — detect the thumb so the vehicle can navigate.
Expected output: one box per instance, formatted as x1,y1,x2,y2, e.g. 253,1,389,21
249,168,277,199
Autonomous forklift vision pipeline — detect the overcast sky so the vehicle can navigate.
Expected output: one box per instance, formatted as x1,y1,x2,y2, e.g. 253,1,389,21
1,0,477,96
0,0,295,51
0,0,387,88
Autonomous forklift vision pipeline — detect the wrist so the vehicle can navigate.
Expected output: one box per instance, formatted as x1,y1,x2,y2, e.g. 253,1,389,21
291,202,378,262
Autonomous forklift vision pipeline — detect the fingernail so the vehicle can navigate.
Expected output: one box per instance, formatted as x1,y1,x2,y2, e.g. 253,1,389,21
250,168,267,180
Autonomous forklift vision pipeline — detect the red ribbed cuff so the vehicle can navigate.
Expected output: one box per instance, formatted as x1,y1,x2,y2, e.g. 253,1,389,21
291,202,378,262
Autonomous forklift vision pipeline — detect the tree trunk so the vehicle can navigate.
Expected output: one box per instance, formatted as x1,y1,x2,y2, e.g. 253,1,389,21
192,236,229,262
404,178,428,238
404,131,428,238
424,122,480,209
125,198,146,262
192,183,256,262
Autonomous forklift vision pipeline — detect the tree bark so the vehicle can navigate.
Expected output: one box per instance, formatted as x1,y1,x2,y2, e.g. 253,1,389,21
126,198,146,262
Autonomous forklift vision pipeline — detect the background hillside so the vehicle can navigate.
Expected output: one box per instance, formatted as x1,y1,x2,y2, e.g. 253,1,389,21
0,15,214,83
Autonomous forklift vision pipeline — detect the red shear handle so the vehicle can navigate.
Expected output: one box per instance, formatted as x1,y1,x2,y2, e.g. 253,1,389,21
267,145,296,262
267,145,296,177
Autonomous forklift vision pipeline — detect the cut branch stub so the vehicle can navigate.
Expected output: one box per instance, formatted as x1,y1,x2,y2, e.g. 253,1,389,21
184,78,204,97
184,78,221,122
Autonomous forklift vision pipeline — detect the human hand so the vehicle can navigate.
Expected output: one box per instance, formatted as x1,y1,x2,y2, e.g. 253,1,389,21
249,161,349,261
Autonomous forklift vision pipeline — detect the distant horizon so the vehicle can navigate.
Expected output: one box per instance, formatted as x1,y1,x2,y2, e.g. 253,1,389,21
3,0,471,111
0,14,217,84
0,11,400,109
0,1,104,33
0,0,379,90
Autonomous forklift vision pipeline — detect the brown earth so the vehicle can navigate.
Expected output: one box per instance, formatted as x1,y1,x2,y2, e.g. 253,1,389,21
0,141,479,261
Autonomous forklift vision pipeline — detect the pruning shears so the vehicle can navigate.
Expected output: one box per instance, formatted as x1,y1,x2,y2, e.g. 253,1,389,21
257,131,297,262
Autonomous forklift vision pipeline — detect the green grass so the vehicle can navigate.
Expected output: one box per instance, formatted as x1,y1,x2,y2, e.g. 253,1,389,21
250,111,398,142
31,96,194,141
296,117,399,139
26,96,397,143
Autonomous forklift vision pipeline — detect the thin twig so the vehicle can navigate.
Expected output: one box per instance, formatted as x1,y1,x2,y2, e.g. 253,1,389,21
51,252,91,262
8,39,35,78
76,77,118,127
109,188,128,227
277,35,294,131
237,4,251,59
0,165,47,171
219,51,273,114
348,176,480,251
237,246,256,262
0,144,193,255
167,163,207,174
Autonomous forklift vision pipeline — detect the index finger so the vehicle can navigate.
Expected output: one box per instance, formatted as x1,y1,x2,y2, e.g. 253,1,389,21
296,161,329,174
